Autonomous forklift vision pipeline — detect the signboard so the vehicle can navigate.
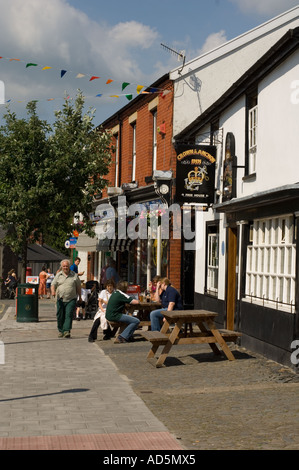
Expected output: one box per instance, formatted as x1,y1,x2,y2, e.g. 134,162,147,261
222,132,236,202
26,276,39,284
127,285,141,300
175,144,216,205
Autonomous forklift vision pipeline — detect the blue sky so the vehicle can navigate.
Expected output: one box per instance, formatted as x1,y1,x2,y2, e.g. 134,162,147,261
0,0,298,126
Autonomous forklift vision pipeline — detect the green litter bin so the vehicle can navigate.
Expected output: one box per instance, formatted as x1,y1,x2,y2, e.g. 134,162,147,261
16,283,39,322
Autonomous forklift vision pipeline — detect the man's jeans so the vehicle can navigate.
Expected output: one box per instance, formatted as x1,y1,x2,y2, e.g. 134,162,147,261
118,314,140,340
56,298,76,334
150,308,167,331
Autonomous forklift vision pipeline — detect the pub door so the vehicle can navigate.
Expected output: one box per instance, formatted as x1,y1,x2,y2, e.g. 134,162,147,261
182,248,195,309
226,226,237,330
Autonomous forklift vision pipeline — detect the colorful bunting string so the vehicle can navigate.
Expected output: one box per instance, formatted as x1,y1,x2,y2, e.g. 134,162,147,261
0,53,171,105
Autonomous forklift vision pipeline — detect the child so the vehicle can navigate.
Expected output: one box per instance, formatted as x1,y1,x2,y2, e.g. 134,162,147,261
75,282,91,320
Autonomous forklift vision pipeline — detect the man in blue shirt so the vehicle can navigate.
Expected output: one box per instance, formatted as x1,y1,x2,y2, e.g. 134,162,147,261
70,257,84,277
150,278,183,331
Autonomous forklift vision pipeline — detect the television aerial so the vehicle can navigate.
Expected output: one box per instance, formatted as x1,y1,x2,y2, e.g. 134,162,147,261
161,43,186,73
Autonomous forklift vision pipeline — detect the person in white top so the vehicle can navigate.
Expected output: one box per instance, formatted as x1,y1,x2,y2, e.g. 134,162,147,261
88,279,115,342
75,282,91,320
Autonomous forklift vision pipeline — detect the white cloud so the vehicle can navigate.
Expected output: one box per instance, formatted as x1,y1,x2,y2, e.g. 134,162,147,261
0,0,160,110
196,30,228,56
229,0,299,17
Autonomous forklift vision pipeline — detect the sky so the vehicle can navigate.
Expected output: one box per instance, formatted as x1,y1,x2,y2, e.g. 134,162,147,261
0,0,298,127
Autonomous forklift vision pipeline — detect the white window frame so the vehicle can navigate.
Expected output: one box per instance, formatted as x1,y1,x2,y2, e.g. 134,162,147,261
131,123,136,182
245,215,296,312
207,230,219,294
248,104,257,174
152,110,157,172
114,133,119,187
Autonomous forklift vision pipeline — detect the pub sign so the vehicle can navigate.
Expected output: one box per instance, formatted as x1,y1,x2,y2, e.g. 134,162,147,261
175,144,216,205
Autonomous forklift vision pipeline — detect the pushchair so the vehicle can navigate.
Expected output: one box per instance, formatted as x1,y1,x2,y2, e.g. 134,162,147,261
3,280,18,299
85,281,100,319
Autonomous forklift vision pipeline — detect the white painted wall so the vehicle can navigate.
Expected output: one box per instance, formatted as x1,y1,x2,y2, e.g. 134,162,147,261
171,7,299,136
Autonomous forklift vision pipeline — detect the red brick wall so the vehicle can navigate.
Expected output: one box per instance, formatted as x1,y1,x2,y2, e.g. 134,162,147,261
100,78,181,289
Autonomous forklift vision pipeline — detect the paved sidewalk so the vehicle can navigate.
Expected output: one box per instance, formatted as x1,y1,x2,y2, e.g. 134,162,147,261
0,298,299,451
0,300,182,450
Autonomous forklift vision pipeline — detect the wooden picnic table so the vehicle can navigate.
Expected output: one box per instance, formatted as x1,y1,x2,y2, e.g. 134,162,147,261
140,309,241,367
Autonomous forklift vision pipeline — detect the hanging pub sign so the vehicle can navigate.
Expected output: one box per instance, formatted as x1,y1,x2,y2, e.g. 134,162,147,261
175,144,216,205
222,132,236,202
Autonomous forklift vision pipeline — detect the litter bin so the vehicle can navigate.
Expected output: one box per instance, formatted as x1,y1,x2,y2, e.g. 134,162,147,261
16,283,39,322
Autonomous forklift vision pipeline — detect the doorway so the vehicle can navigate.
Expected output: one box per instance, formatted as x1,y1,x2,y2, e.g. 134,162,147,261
226,226,237,330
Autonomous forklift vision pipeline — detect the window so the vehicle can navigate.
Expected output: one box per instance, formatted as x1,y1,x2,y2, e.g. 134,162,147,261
245,215,296,312
114,133,119,187
131,123,136,181
246,92,258,176
206,225,219,295
152,110,157,172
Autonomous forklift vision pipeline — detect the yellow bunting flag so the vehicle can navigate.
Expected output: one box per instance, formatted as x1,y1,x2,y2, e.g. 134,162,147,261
42,66,52,70
136,85,144,94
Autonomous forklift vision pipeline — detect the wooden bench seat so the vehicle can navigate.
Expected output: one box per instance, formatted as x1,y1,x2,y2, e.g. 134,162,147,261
109,320,151,342
140,330,169,344
140,328,241,346
218,329,242,342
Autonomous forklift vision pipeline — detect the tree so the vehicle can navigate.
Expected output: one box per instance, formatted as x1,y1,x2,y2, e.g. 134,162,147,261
0,92,112,281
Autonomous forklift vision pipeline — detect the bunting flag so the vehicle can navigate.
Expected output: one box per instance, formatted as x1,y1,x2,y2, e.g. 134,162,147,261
0,52,170,105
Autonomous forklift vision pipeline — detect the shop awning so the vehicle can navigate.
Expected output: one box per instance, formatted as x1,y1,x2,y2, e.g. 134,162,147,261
27,243,65,262
76,232,98,252
97,236,133,252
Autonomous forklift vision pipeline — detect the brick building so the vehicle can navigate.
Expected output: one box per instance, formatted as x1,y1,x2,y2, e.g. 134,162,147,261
78,74,185,297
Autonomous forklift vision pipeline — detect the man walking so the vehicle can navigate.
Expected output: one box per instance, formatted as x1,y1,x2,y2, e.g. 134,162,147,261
51,259,81,338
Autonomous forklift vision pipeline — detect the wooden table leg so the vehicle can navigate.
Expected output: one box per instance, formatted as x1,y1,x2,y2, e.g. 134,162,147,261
147,319,171,360
196,320,222,356
155,320,183,368
205,319,235,361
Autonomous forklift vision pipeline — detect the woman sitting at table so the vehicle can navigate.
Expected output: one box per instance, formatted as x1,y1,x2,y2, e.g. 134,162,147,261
148,275,162,301
150,278,183,331
88,279,115,342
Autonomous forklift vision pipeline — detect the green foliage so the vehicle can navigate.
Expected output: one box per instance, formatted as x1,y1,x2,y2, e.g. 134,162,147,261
0,91,112,264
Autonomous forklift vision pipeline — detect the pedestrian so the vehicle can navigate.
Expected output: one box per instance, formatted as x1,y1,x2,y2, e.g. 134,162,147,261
99,259,109,290
46,268,54,299
105,281,140,343
70,256,85,277
75,282,91,320
105,258,120,284
88,279,115,342
38,266,48,299
4,269,18,299
51,259,81,338
150,278,183,331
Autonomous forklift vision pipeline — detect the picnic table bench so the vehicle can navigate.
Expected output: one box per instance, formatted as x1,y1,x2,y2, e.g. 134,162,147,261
140,309,241,367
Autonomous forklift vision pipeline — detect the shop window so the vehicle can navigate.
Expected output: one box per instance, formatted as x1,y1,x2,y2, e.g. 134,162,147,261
245,215,296,312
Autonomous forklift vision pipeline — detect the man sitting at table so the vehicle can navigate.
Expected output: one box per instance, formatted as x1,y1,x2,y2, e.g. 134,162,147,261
150,278,183,331
105,281,140,343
